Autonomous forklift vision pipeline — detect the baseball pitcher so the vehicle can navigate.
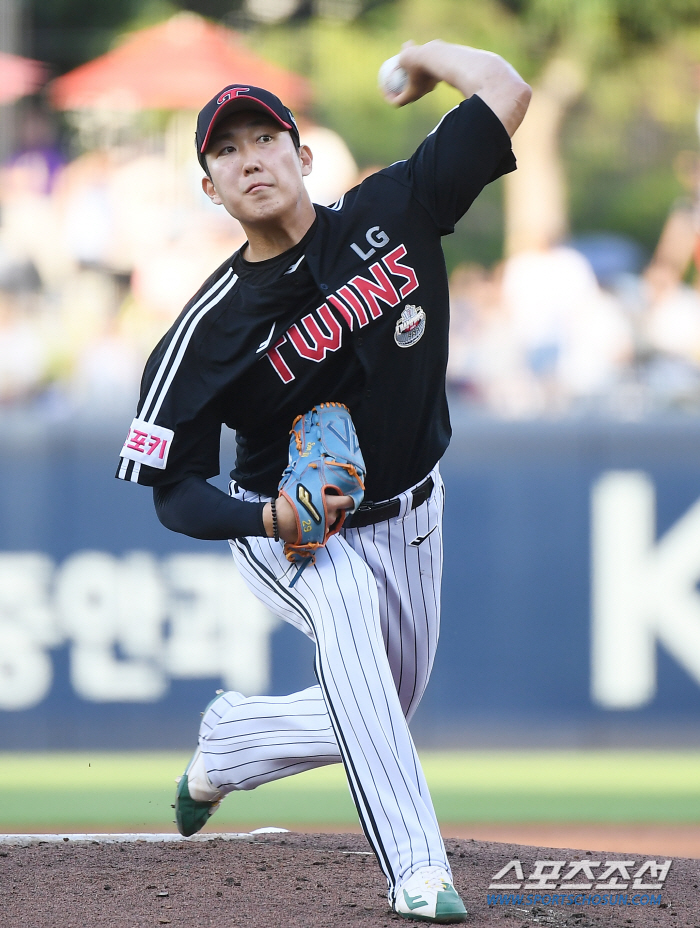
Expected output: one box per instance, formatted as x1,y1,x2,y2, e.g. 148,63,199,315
117,40,530,923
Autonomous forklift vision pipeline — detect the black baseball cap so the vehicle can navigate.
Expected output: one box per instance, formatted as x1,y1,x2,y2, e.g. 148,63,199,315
196,84,300,171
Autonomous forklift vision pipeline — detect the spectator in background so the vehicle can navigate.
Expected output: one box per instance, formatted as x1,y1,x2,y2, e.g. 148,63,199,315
0,132,68,294
501,245,632,414
448,263,536,416
640,261,700,407
643,262,700,361
69,314,142,418
0,292,47,404
6,106,64,196
636,153,700,408
448,246,633,418
59,150,115,272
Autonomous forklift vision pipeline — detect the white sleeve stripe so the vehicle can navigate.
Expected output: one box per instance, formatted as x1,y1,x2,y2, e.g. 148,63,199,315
139,268,234,422
147,273,239,423
130,461,141,483
118,456,129,479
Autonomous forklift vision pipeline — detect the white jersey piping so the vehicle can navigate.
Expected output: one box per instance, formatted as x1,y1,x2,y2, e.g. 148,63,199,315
139,268,235,424
148,273,239,423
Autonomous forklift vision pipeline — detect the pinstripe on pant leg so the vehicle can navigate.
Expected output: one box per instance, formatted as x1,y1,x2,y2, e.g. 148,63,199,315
340,467,445,857
200,686,340,791
200,472,449,894
345,469,444,722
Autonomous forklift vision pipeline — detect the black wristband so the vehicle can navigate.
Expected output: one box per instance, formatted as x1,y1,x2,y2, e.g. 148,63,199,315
271,498,280,542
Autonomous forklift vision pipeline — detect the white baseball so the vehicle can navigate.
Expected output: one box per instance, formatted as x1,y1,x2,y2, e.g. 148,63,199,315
378,55,409,98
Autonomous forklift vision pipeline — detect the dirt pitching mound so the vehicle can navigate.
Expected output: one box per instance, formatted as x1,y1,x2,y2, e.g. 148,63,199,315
1,832,692,927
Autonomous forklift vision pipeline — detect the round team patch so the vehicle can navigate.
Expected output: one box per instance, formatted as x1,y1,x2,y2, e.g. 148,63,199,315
394,305,426,348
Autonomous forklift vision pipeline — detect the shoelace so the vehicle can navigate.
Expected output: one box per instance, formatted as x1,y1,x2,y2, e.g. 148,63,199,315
415,867,451,892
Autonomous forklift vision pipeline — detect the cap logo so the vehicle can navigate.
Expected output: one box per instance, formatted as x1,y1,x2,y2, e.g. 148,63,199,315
217,87,250,105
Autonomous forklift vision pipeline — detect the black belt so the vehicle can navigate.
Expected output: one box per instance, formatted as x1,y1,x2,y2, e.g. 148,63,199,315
345,476,434,529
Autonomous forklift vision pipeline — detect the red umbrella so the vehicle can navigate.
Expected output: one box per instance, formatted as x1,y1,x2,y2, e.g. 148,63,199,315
51,12,311,111
0,52,46,105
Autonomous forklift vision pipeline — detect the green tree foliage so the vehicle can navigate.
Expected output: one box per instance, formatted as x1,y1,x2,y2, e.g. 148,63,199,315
497,0,700,57
501,0,700,251
565,30,700,250
29,0,250,73
27,0,395,74
29,0,146,73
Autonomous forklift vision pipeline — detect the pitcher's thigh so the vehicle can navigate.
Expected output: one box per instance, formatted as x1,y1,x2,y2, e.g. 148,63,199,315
230,535,315,639
344,481,444,721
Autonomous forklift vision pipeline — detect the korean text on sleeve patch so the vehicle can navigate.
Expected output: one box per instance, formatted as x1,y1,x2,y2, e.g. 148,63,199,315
120,418,175,471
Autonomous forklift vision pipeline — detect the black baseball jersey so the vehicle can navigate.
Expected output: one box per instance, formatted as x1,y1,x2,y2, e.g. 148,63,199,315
117,95,515,502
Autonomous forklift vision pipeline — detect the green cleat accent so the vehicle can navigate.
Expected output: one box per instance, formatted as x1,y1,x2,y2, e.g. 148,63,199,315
175,768,220,837
433,884,468,923
175,691,226,838
397,883,467,923
403,891,429,911
394,868,468,924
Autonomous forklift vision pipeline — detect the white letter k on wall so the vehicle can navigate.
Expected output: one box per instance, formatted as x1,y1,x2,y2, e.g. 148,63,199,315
591,471,700,708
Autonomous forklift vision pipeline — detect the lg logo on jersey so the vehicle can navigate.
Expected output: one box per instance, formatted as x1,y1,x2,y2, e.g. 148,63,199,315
350,226,390,262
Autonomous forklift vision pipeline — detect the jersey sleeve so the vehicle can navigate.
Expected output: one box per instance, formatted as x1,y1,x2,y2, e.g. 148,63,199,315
153,475,267,539
384,94,516,235
115,264,238,487
116,370,224,487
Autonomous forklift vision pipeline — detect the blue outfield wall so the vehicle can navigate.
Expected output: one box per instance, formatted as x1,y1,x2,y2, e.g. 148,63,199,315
2,413,700,749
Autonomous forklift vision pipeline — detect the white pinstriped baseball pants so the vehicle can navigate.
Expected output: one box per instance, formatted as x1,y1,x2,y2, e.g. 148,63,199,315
199,465,448,896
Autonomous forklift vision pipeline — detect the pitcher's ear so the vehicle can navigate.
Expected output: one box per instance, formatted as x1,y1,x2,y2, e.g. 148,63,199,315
299,144,313,177
202,175,222,205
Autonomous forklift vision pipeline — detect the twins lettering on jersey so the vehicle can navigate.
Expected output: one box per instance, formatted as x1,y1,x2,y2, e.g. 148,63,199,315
266,243,419,384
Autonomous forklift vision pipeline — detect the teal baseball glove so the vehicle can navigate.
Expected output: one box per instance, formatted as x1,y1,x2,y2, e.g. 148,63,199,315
278,403,366,585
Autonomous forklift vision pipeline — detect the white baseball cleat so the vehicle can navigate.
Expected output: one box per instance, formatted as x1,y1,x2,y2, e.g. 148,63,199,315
393,866,468,923
185,748,222,802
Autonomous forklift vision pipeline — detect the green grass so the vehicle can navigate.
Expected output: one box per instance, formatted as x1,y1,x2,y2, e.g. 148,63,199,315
2,751,700,830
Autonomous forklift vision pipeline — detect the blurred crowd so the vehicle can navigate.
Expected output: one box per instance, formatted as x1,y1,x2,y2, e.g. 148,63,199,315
447,195,700,418
0,108,234,421
2,108,700,422
0,107,357,422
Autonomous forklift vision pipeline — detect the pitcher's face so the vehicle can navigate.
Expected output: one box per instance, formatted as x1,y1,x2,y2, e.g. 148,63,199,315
202,112,312,228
